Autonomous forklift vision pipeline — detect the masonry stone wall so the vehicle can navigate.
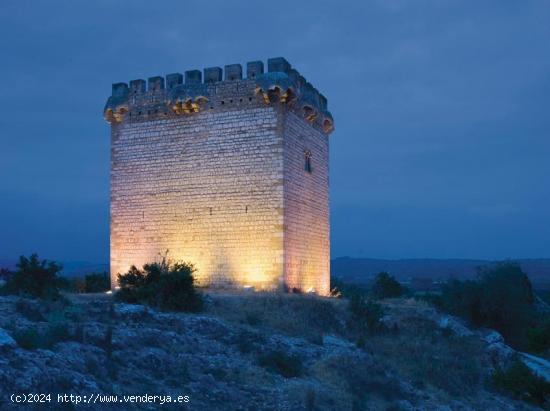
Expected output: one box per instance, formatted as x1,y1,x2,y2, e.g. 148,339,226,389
105,58,334,294
282,111,330,295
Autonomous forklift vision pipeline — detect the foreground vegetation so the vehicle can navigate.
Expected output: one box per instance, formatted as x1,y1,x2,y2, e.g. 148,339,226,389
422,263,550,355
116,255,203,312
334,266,550,407
0,254,65,300
68,272,111,293
1,255,548,408
493,361,550,406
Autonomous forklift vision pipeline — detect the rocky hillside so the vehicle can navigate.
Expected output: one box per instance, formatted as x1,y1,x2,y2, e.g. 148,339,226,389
0,292,545,410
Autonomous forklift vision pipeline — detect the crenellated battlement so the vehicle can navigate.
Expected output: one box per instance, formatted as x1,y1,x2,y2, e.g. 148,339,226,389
108,56,332,295
104,57,334,134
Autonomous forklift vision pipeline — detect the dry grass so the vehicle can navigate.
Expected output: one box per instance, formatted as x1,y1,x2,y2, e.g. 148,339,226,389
363,318,486,396
206,290,346,342
310,353,412,408
209,292,511,407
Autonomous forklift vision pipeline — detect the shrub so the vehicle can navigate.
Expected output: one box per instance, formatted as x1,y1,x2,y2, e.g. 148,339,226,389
305,389,316,411
258,350,303,378
527,321,550,353
330,277,368,299
13,328,42,350
116,256,203,312
440,279,483,325
44,322,71,346
0,268,12,282
244,312,261,326
68,277,86,293
539,289,550,305
2,254,64,300
15,299,45,321
349,294,384,334
84,272,110,293
415,292,443,308
371,272,404,299
312,354,409,406
478,263,534,341
12,321,71,350
492,360,550,406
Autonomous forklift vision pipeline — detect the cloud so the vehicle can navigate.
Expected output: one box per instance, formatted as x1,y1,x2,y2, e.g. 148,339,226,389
1,1,549,260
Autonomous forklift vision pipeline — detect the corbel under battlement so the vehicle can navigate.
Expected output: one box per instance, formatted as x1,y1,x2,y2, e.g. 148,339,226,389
104,57,334,134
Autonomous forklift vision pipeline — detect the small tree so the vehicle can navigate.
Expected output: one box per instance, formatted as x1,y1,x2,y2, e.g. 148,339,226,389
371,272,404,299
3,254,63,300
478,263,535,343
440,279,484,325
440,263,536,348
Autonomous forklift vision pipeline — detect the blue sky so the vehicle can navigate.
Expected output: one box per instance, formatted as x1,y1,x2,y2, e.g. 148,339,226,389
1,0,549,262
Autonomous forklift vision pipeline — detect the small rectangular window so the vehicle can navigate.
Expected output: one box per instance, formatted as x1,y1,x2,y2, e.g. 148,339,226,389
304,150,312,173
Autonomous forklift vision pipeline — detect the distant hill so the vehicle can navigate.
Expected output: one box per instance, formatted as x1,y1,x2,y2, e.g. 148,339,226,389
0,259,108,277
2,257,549,288
0,260,16,271
58,261,109,277
331,257,550,288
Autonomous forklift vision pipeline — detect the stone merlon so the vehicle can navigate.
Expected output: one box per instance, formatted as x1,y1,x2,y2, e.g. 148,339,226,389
103,57,334,134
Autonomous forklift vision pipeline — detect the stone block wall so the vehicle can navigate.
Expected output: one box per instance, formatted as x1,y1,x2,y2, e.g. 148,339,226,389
282,111,330,295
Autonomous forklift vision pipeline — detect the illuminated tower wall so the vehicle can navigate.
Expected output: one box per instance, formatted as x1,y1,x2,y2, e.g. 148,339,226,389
104,57,334,295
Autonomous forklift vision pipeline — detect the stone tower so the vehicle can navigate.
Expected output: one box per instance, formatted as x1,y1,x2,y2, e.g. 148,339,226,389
104,57,334,295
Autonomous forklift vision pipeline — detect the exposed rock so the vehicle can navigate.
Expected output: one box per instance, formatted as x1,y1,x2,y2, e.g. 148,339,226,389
380,314,399,328
482,330,505,345
0,295,541,410
520,352,550,383
0,328,16,348
114,303,148,317
322,334,355,349
438,315,475,337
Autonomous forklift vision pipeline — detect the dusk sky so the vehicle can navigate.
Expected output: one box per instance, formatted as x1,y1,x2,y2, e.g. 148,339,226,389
1,1,549,263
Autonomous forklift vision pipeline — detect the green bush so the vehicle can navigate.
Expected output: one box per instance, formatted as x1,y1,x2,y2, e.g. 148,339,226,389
371,272,405,299
2,254,64,300
527,321,550,353
492,360,550,406
539,289,550,305
12,322,71,350
440,279,483,325
0,268,11,281
245,312,261,326
84,272,111,293
45,323,71,346
15,299,45,321
330,277,369,299
116,256,203,312
349,294,384,334
13,328,42,350
68,277,86,293
258,350,303,378
415,292,443,308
